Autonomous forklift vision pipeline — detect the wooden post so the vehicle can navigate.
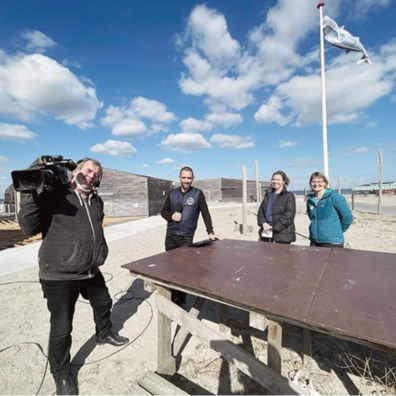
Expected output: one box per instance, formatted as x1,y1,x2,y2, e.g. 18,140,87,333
338,177,341,194
378,149,383,215
351,191,355,210
156,286,176,375
302,328,312,363
219,304,229,334
267,319,283,374
255,160,260,209
242,166,247,235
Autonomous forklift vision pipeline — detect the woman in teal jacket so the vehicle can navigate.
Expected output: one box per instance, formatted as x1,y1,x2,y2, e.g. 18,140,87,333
307,172,353,247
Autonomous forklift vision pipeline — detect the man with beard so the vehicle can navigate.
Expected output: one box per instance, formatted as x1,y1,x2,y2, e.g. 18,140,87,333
18,158,129,395
161,166,222,304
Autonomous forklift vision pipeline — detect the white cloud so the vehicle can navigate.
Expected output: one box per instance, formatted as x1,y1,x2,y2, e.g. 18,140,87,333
255,38,396,127
210,134,254,149
177,2,340,112
206,112,242,128
254,96,290,125
0,156,9,162
90,140,137,156
180,112,242,133
161,133,211,153
287,158,318,169
366,122,376,128
112,118,147,138
182,5,240,70
347,0,392,20
101,97,175,139
142,164,150,169
275,140,299,148
61,58,81,69
22,30,57,53
0,123,37,141
157,158,175,164
0,53,102,128
131,96,176,123
180,117,212,133
343,145,379,155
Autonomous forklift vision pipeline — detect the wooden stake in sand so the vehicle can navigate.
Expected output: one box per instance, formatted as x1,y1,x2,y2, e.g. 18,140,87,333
378,149,383,215
242,166,247,235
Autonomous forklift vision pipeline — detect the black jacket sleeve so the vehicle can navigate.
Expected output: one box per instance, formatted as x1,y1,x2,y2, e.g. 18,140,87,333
160,192,172,222
18,191,45,237
272,192,296,233
198,191,214,235
257,192,269,226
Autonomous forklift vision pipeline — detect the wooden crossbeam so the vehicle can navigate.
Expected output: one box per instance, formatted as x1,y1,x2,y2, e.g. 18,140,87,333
154,293,306,395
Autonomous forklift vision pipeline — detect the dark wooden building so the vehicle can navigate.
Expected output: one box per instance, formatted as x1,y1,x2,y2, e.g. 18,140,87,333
4,168,173,218
192,178,271,203
99,168,172,217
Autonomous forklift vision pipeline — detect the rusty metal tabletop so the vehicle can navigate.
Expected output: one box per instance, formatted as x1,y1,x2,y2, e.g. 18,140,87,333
122,239,396,350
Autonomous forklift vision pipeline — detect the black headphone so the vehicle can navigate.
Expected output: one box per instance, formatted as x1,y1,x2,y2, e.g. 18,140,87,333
76,159,102,188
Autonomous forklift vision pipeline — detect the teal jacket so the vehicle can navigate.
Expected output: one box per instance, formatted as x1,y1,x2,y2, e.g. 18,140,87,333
307,190,353,244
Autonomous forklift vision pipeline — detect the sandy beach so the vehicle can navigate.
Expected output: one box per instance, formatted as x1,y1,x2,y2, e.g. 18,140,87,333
0,197,396,395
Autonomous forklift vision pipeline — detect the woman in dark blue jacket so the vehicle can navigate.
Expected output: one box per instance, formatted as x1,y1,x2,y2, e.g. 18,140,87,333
257,170,296,244
307,171,353,247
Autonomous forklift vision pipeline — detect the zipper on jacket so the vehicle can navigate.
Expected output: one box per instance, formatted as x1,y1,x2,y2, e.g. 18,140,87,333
83,200,96,278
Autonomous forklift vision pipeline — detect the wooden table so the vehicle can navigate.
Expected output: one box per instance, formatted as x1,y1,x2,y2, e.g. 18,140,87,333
122,240,396,394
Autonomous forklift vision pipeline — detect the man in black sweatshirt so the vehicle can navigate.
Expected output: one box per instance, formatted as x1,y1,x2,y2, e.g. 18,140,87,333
18,158,128,395
161,166,222,303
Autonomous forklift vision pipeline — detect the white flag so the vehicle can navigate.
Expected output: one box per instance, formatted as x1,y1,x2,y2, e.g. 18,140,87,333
323,16,372,65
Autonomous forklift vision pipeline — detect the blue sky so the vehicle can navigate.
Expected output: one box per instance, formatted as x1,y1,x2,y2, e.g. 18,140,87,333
0,0,395,197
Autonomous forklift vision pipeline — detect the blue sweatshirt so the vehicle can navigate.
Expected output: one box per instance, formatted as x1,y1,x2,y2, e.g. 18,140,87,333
307,190,353,244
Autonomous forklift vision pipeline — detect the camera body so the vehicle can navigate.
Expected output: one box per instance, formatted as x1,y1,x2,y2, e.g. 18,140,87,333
12,155,77,192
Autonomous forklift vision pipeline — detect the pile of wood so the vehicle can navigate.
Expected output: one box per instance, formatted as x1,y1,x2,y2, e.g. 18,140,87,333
0,220,41,251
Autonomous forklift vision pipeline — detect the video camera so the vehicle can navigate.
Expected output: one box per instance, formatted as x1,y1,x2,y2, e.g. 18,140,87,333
11,155,77,192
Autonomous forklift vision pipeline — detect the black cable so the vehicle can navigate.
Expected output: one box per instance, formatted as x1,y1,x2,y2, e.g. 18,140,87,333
0,274,153,394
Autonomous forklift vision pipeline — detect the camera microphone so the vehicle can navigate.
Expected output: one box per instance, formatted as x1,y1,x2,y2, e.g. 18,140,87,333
175,202,183,213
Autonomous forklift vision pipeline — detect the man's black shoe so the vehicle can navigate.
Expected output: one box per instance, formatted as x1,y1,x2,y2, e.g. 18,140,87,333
56,377,77,395
97,333,129,347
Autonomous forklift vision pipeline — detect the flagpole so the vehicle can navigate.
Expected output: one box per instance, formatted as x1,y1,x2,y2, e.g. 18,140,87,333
317,2,329,179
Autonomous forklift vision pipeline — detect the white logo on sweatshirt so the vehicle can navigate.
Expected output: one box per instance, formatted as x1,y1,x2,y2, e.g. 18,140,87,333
186,197,194,205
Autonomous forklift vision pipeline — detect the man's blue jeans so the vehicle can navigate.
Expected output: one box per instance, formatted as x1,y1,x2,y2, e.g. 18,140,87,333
40,270,112,381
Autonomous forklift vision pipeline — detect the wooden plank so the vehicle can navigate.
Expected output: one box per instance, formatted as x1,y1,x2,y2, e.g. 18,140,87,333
156,286,176,375
138,371,188,395
173,297,205,356
268,319,283,374
219,304,228,334
154,293,306,395
249,312,268,332
128,383,152,395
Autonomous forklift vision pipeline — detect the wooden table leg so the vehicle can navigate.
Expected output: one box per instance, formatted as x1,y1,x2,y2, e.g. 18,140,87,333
156,285,176,375
219,304,228,334
303,328,312,363
267,319,283,374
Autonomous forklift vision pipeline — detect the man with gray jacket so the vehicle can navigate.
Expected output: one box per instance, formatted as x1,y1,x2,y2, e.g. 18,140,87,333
18,158,128,395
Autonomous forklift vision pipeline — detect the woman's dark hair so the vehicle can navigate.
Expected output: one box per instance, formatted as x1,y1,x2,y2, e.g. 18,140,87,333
309,171,329,189
271,170,290,186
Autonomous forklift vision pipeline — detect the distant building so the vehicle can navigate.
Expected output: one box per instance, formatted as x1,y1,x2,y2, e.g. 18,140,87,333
353,182,396,195
192,178,271,203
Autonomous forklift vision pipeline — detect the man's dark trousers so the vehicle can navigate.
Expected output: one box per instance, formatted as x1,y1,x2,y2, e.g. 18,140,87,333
40,270,112,381
165,234,193,304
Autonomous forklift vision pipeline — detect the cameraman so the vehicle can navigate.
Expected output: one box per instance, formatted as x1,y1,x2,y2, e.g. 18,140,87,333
17,158,128,395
